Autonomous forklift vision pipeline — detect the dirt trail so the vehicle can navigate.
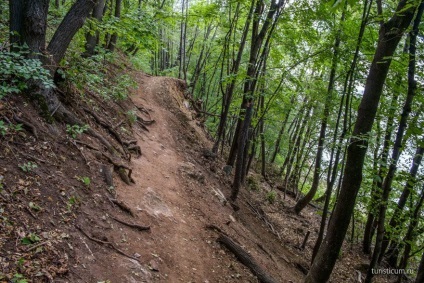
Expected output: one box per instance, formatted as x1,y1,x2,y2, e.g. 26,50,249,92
69,74,304,283
120,75,213,281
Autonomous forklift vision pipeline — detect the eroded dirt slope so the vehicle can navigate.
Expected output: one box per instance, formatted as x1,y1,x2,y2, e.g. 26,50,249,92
65,74,305,283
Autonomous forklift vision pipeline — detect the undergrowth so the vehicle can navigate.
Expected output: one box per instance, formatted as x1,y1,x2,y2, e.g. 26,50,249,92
62,49,137,101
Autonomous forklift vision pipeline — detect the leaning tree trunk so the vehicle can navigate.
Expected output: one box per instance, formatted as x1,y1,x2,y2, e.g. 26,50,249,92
212,0,253,154
397,185,424,283
416,250,424,283
10,0,97,118
382,144,423,267
366,5,424,281
363,89,399,254
294,7,344,214
305,2,418,282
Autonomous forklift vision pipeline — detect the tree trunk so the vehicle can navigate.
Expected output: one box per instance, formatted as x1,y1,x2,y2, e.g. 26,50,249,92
10,0,96,118
294,7,345,214
416,251,424,283
366,4,423,281
107,0,122,52
381,144,424,265
23,0,50,59
397,186,424,283
305,2,418,282
9,0,25,49
231,102,254,201
363,88,399,254
213,0,254,154
85,0,106,56
270,99,293,163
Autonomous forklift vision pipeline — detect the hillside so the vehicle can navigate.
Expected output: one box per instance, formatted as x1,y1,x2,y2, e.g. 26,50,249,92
1,71,378,283
1,73,305,282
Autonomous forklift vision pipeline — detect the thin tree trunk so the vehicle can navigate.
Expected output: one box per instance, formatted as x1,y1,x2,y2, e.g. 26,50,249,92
363,89,399,254
294,7,345,214
270,100,293,163
366,5,424,281
213,0,254,154
415,250,424,283
107,0,122,52
381,144,424,266
85,0,106,56
305,2,418,282
396,186,424,283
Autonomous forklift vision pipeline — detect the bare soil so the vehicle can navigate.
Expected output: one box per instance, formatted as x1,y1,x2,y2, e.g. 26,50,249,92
66,74,304,282
0,72,394,283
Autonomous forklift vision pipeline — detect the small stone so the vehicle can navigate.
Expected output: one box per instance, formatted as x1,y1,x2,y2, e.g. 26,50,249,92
149,259,159,272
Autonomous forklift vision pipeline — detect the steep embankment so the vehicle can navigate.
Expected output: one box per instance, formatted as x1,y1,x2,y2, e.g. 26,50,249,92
2,72,326,283
67,74,305,282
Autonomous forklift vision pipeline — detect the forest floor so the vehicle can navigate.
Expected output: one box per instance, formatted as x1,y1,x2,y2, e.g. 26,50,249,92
0,72,394,283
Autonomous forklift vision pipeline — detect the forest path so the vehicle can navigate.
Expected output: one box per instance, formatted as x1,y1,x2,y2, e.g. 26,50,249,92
115,75,214,282
82,73,303,282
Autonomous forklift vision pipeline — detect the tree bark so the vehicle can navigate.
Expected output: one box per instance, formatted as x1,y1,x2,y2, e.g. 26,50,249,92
217,234,278,283
305,2,418,282
397,186,424,283
107,0,122,52
366,4,424,281
416,250,424,283
363,88,399,254
213,0,254,154
47,0,98,67
381,144,424,264
85,0,106,56
9,0,25,49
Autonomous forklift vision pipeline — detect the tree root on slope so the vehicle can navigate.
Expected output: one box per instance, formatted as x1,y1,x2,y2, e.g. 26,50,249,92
217,234,279,283
110,216,150,231
76,225,140,263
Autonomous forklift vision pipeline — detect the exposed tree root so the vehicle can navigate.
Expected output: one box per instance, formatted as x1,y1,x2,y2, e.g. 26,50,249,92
86,128,118,155
74,140,133,185
246,200,281,240
102,152,134,184
205,224,229,237
83,107,127,156
137,115,155,126
13,114,39,139
117,168,131,185
101,164,114,187
76,225,140,262
109,198,135,217
217,234,278,283
74,140,100,151
110,216,150,231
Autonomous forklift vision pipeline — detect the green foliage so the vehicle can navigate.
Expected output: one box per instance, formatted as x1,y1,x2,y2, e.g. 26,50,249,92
77,176,91,187
67,196,79,210
63,51,136,100
246,175,259,191
0,120,23,136
266,191,277,204
66,124,89,139
11,273,28,283
0,49,54,98
18,162,38,173
28,202,42,211
21,233,41,245
0,120,7,136
126,109,137,125
0,175,4,192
